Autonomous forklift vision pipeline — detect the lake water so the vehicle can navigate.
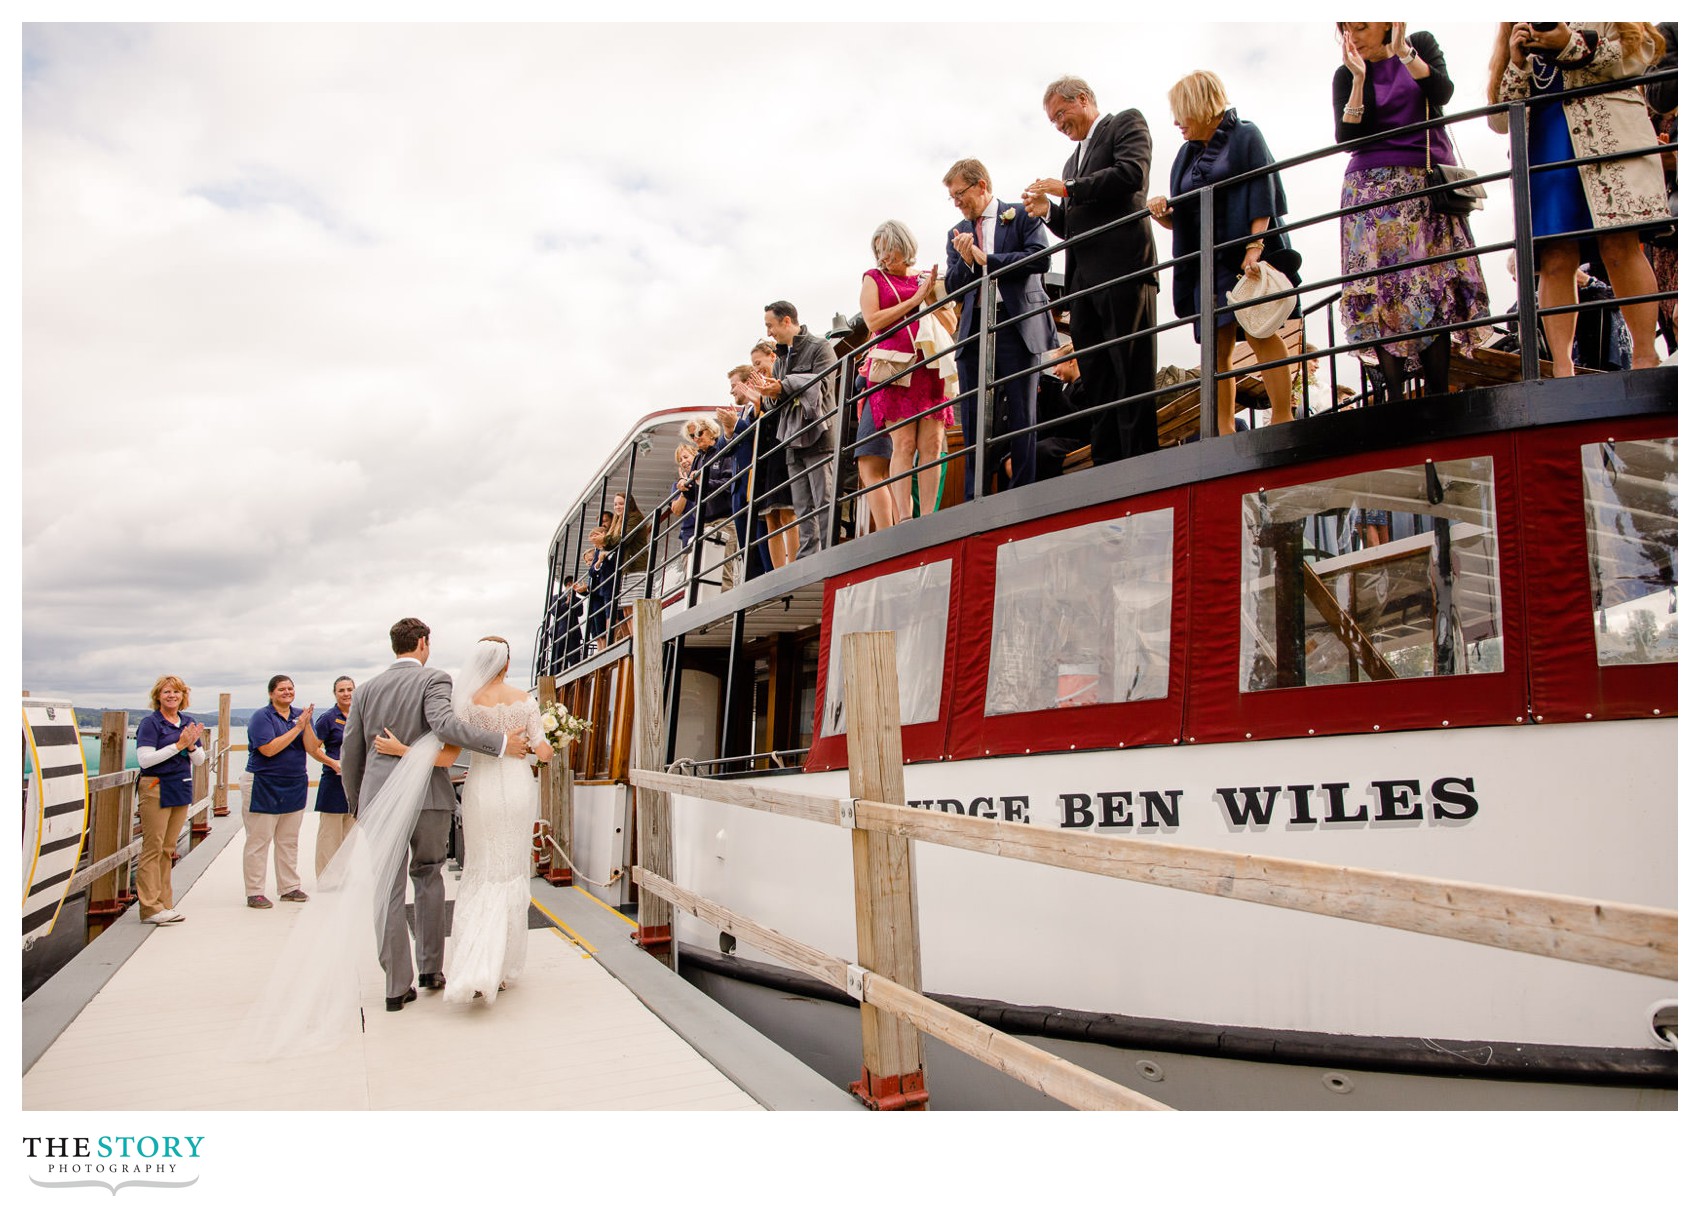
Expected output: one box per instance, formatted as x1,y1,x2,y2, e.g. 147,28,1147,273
54,725,252,777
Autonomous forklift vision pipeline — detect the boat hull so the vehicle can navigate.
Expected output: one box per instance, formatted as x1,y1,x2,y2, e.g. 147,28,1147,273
570,718,1676,1106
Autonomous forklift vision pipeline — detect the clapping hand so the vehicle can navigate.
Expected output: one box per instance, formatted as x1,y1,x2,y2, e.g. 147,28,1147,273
950,230,986,266
179,720,205,749
1024,177,1066,221
915,264,938,299
1343,36,1366,80
1390,22,1410,60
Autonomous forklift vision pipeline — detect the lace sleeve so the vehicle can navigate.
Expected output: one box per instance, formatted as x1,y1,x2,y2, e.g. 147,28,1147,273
522,698,545,749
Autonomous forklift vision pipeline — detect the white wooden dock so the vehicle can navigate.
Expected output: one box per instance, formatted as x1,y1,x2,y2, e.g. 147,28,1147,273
22,810,850,1112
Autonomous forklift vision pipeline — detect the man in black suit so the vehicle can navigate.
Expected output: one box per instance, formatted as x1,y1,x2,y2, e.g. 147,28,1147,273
943,157,1055,499
1024,75,1159,467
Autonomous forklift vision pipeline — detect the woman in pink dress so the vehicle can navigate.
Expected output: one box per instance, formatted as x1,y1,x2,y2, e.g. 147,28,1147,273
859,220,948,521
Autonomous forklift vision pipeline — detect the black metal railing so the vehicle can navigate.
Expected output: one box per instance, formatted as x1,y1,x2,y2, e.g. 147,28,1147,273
536,65,1675,683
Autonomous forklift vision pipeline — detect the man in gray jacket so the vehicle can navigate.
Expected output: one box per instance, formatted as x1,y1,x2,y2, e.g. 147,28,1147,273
755,300,838,557
341,617,529,1011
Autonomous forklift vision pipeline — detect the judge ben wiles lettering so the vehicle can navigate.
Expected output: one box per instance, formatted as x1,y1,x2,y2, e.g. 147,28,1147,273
908,777,1481,830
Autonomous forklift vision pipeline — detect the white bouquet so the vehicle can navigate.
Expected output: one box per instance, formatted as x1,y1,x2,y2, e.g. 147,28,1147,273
539,703,590,751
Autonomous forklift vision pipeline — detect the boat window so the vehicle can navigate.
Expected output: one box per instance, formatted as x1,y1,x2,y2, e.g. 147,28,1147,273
1240,457,1504,691
1582,438,1677,665
821,562,952,737
985,510,1174,715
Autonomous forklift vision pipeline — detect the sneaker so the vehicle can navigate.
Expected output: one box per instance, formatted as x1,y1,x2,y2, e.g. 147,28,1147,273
247,895,273,909
142,909,184,925
279,889,309,903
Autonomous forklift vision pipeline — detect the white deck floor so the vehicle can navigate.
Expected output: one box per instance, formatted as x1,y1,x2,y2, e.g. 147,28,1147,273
22,812,760,1112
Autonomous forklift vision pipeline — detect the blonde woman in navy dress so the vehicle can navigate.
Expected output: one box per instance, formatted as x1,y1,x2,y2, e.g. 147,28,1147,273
134,675,206,925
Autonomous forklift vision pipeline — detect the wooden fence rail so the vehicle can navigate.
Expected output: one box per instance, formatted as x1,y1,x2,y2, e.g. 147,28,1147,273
632,866,1169,1111
68,715,235,923
631,765,1675,982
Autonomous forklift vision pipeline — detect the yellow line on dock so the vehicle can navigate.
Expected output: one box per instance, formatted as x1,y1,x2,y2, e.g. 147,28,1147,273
530,897,597,956
576,884,640,929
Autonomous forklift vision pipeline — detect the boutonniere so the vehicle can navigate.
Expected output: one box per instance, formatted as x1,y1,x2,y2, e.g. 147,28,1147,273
999,207,1017,223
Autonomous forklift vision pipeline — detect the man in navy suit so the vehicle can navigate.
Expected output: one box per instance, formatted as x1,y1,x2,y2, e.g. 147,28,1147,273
1024,76,1159,467
943,157,1055,500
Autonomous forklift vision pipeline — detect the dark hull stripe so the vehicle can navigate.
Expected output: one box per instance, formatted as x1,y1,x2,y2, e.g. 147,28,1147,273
37,834,83,857
22,902,62,935
29,868,72,897
37,763,85,781
44,799,88,819
28,725,81,749
681,944,1678,1089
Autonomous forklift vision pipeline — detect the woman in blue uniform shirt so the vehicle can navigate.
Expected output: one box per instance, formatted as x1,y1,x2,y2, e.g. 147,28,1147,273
311,676,355,877
243,674,326,908
134,675,206,925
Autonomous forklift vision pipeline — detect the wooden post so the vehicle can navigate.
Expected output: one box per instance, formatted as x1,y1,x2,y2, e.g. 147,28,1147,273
630,600,673,965
87,709,132,923
537,675,574,886
843,631,928,1110
213,693,232,816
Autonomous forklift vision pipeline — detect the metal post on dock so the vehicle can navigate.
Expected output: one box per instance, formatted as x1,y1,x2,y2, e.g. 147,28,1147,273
630,600,674,965
214,692,232,815
842,631,929,1110
87,709,133,924
537,674,574,887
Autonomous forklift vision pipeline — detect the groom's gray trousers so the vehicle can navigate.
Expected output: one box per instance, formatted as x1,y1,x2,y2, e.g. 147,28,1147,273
380,808,452,996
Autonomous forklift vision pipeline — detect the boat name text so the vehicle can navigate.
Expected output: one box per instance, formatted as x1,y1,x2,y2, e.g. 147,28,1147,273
906,777,1479,830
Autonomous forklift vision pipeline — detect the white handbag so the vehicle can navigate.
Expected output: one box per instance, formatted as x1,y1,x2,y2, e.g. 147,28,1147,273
1226,262,1296,340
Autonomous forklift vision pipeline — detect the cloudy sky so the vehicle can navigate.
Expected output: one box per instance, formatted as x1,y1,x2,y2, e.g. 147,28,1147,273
23,16,1529,709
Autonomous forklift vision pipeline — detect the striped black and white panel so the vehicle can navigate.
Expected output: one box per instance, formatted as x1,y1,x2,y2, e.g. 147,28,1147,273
23,699,90,946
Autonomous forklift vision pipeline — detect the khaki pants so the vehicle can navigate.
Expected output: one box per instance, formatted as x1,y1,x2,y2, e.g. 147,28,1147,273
243,807,304,897
136,779,188,918
314,812,356,878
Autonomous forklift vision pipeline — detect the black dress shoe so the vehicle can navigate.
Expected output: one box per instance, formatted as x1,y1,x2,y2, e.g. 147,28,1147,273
419,972,446,991
385,987,418,1012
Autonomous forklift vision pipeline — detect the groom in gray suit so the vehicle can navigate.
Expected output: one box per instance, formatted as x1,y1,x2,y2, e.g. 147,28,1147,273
340,617,529,1011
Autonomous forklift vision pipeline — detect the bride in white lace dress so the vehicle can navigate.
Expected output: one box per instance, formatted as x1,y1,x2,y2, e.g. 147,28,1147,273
374,636,551,1005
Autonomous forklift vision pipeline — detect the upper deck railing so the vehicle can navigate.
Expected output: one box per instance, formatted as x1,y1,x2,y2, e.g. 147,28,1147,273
537,68,1676,680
